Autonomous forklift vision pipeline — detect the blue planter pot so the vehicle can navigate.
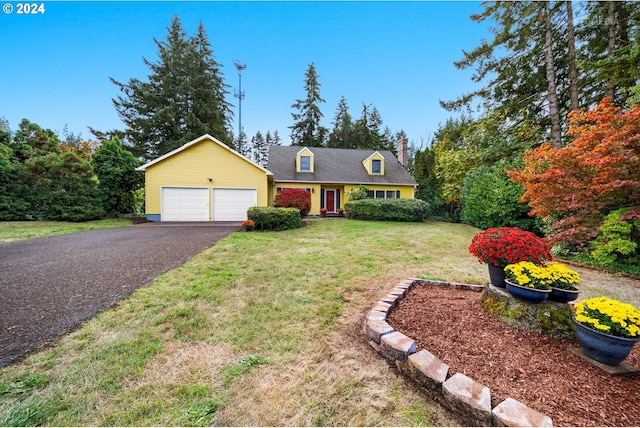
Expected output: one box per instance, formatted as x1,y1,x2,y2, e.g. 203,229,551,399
573,318,640,366
488,264,506,288
505,280,550,303
548,287,579,303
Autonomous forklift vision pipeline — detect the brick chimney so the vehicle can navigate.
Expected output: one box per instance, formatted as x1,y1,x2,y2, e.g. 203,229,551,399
397,135,408,169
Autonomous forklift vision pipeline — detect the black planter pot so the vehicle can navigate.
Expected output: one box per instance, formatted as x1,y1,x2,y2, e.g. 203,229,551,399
548,287,580,303
487,264,506,288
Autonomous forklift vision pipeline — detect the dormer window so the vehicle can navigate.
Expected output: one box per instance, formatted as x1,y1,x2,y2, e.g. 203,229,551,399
300,155,311,171
363,151,385,175
296,148,315,173
372,159,381,174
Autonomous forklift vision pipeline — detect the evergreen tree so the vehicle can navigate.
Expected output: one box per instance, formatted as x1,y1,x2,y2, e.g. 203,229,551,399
111,16,232,160
290,62,327,147
27,152,104,221
440,2,570,145
235,131,249,157
578,1,640,107
352,103,385,149
327,96,354,149
10,119,60,162
92,137,143,215
250,131,268,167
272,130,282,146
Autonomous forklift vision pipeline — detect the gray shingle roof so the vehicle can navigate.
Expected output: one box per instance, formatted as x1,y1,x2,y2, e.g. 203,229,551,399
267,146,417,186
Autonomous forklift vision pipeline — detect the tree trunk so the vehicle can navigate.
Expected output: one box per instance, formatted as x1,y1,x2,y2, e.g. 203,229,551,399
566,1,579,111
606,1,616,100
543,1,562,148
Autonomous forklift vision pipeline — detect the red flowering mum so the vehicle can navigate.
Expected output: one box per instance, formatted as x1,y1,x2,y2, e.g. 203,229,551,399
469,227,552,267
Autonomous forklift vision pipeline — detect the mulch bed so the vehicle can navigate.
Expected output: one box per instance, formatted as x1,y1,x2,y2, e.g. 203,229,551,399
386,284,640,427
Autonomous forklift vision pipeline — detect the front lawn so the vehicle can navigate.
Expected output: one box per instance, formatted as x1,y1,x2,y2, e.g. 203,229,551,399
0,219,134,243
1,219,637,426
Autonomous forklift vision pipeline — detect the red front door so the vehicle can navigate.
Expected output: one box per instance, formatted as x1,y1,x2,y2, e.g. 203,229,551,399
326,190,335,212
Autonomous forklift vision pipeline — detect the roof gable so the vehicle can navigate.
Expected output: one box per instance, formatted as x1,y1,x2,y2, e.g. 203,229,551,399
136,134,272,175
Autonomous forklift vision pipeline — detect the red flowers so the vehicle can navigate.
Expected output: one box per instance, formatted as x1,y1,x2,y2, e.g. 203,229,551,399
469,227,552,268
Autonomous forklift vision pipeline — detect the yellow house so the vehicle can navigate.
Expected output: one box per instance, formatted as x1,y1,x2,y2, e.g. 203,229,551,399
136,134,272,221
267,146,417,216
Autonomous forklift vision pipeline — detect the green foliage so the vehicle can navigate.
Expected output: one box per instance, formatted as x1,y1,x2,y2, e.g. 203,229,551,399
0,156,33,220
290,62,327,147
247,207,303,231
590,208,640,274
274,188,311,217
27,152,104,221
346,185,368,201
460,160,541,232
344,198,431,222
111,16,232,160
92,137,142,216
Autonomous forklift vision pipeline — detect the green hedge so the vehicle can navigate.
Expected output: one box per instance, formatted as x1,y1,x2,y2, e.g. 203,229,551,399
247,207,303,231
344,198,431,222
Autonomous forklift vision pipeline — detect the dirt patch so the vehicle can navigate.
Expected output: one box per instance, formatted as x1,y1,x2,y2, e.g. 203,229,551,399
386,284,640,427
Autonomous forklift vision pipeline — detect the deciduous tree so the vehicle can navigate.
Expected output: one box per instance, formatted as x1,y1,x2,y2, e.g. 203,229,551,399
508,98,640,246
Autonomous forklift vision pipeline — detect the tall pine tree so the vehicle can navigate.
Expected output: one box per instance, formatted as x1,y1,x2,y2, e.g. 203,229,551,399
111,16,232,160
290,62,327,147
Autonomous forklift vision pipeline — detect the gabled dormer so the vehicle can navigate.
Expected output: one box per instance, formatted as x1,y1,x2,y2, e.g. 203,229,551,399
296,147,315,173
362,151,385,176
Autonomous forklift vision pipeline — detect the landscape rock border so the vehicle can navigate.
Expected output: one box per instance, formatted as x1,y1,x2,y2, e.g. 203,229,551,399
364,278,554,427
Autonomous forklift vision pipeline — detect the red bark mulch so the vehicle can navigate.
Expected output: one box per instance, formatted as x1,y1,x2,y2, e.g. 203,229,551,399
386,284,640,427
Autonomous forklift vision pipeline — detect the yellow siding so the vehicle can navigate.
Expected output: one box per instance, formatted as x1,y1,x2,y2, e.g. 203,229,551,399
344,184,415,200
295,147,315,173
145,139,269,218
274,182,415,215
361,152,385,176
273,182,322,214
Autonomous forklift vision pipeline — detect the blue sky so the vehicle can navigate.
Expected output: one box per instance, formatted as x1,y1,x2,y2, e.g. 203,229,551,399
1,1,489,147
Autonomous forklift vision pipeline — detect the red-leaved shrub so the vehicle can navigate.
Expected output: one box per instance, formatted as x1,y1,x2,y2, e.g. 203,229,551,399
274,188,311,217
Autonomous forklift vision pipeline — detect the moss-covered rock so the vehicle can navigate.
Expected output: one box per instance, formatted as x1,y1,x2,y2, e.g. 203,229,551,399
480,285,576,339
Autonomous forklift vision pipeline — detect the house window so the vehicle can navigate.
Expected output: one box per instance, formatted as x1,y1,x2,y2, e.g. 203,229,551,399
277,187,311,193
371,159,381,174
366,189,401,199
300,156,311,172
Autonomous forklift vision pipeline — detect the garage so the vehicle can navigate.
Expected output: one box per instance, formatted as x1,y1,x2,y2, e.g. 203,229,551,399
137,135,271,222
212,188,257,221
161,187,209,221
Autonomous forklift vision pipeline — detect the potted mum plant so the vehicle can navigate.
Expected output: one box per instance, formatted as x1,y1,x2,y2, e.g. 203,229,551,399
503,261,552,303
469,227,552,288
544,262,581,303
242,219,255,231
573,296,640,366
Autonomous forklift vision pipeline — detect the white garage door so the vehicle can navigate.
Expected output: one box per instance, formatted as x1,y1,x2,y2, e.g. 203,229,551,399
212,188,257,221
161,187,209,221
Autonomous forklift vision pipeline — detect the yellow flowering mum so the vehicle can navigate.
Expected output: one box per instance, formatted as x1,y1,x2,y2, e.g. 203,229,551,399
574,296,640,338
504,261,581,290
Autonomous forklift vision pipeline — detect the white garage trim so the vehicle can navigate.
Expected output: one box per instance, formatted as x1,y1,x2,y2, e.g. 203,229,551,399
161,187,209,222
212,188,257,221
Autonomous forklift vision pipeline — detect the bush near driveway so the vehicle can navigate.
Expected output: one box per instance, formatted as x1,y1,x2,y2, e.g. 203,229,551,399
247,207,303,230
344,198,432,222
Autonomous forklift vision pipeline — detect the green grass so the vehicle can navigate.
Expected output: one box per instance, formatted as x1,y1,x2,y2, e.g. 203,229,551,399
1,219,635,425
0,219,133,242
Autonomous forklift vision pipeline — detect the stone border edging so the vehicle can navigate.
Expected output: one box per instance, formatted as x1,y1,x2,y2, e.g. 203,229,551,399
364,278,554,427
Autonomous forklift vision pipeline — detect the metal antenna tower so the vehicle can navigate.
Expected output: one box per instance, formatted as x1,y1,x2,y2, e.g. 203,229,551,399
233,60,247,137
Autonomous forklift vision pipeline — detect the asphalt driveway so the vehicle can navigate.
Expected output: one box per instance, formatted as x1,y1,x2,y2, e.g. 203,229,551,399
0,223,239,367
